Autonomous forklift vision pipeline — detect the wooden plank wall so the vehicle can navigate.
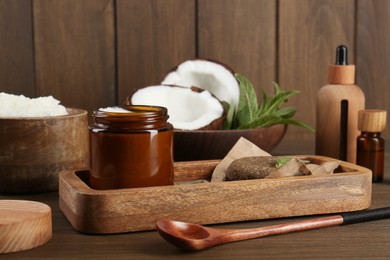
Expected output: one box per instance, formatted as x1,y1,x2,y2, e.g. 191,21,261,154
1,0,389,153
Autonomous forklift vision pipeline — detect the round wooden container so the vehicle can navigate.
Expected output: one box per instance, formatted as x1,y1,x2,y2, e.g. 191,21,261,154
174,124,287,161
0,108,89,193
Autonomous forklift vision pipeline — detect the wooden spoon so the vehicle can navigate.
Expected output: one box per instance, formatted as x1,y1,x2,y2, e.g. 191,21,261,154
157,207,390,251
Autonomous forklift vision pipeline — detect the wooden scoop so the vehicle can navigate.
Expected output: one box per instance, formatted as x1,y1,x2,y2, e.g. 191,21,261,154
157,207,390,251
0,200,52,253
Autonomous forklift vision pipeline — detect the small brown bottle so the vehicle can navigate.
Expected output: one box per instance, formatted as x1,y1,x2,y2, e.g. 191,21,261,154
356,109,387,182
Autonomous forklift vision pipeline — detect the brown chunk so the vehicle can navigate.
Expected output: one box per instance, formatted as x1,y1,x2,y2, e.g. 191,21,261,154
226,156,277,180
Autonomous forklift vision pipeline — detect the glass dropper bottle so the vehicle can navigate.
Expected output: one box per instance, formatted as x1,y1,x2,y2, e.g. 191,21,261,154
356,109,387,182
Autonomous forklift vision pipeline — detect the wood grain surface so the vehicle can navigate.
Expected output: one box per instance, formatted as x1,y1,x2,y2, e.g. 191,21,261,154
316,82,365,163
0,0,35,96
1,147,390,259
33,0,116,113
278,0,356,150
59,155,371,234
116,0,196,103
356,0,390,114
198,0,277,96
173,124,287,161
1,0,390,149
0,200,52,254
0,108,89,193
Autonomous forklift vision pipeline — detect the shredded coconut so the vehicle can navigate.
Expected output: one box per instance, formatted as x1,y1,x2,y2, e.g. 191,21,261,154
0,92,68,118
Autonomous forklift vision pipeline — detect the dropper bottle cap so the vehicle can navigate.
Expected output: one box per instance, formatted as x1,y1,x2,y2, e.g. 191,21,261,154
335,45,348,65
328,45,356,84
358,109,387,133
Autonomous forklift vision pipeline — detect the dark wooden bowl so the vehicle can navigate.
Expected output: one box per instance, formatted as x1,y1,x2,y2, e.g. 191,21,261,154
174,124,287,161
0,108,89,193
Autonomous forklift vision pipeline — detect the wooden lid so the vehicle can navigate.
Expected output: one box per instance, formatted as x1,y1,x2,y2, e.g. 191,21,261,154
328,65,355,84
0,200,52,253
358,109,387,132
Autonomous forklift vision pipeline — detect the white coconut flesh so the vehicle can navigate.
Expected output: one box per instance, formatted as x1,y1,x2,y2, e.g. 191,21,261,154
161,60,240,110
130,85,224,130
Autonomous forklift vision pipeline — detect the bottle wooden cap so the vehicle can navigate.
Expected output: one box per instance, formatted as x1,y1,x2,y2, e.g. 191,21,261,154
358,109,387,132
328,65,355,84
0,200,52,253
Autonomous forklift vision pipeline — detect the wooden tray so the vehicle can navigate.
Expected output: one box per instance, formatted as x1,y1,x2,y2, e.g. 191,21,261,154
59,155,372,234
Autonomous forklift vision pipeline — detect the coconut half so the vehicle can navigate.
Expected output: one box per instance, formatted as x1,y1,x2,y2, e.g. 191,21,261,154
129,85,225,130
161,59,240,110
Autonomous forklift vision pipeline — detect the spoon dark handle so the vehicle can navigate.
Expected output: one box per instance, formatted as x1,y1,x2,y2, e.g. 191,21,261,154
341,207,390,225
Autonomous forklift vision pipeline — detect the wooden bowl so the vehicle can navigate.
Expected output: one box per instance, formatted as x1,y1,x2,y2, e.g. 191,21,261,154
173,124,287,161
0,108,89,193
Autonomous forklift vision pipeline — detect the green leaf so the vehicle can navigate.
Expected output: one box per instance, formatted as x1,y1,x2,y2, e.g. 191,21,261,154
238,114,281,129
221,101,235,130
258,90,300,117
274,107,296,118
276,157,293,168
258,88,270,113
277,118,316,133
234,74,259,127
223,73,314,132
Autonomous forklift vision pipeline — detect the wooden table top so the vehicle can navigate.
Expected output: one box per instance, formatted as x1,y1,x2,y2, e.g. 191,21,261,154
2,152,390,259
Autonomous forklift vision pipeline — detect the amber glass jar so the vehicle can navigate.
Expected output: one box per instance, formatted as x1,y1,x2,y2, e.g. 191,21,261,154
89,105,173,189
